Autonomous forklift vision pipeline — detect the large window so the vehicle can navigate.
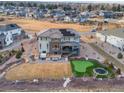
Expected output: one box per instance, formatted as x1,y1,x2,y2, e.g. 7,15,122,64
40,44,42,49
42,51,46,53
47,44,48,49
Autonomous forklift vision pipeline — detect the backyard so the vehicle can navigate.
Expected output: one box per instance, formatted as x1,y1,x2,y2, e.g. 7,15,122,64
70,59,115,78
5,62,72,81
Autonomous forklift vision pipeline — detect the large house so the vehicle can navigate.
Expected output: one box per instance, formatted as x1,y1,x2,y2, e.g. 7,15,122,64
38,28,80,60
96,28,124,51
0,24,25,49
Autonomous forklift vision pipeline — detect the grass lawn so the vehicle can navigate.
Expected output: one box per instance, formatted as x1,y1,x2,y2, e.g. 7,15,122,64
71,60,93,73
70,59,115,78
5,62,72,81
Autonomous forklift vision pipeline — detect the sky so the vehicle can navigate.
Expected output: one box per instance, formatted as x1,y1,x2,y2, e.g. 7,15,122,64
0,0,124,3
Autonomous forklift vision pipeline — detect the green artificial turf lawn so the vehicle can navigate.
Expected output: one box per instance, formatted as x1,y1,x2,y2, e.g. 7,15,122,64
71,60,93,73
70,59,115,78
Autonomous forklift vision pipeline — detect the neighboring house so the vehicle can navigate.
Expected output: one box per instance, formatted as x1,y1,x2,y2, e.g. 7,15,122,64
113,12,124,19
101,11,114,19
64,16,72,22
96,28,124,51
38,28,80,60
0,34,6,49
0,24,24,49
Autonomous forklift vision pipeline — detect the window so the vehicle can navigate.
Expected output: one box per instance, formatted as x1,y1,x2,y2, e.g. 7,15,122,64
68,37,70,41
41,37,42,40
47,44,48,49
74,37,77,40
42,51,46,53
55,45,58,48
46,37,47,40
40,44,42,49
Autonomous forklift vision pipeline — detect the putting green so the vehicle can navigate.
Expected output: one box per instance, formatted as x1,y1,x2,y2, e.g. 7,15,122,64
71,60,93,73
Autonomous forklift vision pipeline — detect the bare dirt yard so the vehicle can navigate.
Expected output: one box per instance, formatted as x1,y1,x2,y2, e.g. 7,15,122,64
0,16,122,33
5,62,72,81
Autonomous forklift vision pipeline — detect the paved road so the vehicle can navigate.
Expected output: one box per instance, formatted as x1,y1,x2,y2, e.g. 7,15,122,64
89,43,124,72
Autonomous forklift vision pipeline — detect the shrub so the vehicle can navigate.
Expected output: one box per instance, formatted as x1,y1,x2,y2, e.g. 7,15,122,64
104,59,109,65
117,53,123,59
0,59,2,64
108,63,114,69
116,68,121,75
11,49,17,55
16,50,22,59
21,47,25,52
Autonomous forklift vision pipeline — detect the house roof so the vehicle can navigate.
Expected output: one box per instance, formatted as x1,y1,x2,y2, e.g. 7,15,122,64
0,24,21,32
38,28,80,38
0,33,6,40
98,28,124,39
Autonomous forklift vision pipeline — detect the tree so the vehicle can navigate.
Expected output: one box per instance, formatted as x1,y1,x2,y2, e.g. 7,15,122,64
38,4,45,9
101,5,105,10
116,68,121,75
108,63,114,69
16,50,22,59
33,3,37,7
117,53,123,59
117,4,121,11
21,43,23,47
87,4,92,12
112,5,117,11
19,2,25,7
104,59,109,65
21,47,25,52
27,2,32,7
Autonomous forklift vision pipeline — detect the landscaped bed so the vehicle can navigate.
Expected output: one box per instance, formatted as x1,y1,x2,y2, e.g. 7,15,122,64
70,59,115,78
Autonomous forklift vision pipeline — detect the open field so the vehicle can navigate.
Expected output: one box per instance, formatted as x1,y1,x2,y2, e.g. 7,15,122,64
5,62,72,81
0,16,122,33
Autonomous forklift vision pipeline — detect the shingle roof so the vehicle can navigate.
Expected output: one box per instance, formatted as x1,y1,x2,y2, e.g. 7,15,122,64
0,24,21,32
38,28,80,38
0,33,5,39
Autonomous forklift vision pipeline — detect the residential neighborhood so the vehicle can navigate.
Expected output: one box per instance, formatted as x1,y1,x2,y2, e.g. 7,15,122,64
0,1,124,92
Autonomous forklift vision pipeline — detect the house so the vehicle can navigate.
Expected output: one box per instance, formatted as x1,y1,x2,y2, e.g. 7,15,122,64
0,24,25,49
99,11,113,19
113,12,124,19
96,28,124,51
38,28,80,60
64,16,72,22
0,34,6,49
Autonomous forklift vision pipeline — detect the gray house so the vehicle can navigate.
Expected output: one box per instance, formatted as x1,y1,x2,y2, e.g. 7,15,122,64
38,28,80,60
0,34,6,49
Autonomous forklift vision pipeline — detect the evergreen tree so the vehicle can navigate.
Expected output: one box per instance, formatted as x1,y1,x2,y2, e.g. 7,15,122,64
101,5,105,10
87,4,92,12
112,5,117,11
39,4,45,9
117,4,121,11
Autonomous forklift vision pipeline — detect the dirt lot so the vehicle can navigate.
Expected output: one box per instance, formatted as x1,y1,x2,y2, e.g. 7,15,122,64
0,16,122,33
5,62,72,81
